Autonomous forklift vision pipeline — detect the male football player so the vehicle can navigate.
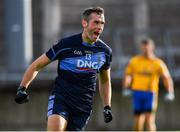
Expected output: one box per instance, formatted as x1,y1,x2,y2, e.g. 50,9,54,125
15,7,113,131
122,38,174,131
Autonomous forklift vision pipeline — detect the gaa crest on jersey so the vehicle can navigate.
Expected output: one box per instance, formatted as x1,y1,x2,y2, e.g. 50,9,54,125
74,50,82,55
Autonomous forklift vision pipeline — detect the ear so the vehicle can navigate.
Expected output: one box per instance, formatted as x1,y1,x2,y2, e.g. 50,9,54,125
81,19,88,28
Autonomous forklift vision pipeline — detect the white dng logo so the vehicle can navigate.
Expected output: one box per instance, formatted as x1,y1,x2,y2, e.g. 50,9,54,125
77,60,98,69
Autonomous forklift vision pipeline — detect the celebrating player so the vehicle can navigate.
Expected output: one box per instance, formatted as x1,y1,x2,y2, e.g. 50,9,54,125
122,38,174,131
15,7,113,131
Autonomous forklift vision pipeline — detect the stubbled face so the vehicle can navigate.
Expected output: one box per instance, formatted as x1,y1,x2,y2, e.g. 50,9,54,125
141,42,154,55
82,13,105,43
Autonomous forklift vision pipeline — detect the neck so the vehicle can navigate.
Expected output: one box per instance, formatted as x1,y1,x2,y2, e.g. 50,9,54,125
143,52,155,59
82,31,94,44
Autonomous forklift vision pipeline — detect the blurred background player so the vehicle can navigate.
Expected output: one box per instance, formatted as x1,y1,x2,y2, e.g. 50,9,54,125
15,7,113,131
122,38,174,131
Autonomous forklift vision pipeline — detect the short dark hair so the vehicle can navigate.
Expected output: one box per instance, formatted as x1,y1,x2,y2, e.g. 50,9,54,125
82,7,104,21
141,38,155,46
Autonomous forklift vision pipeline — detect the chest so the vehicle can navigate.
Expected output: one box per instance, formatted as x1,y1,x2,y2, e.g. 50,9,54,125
59,47,106,71
133,60,159,75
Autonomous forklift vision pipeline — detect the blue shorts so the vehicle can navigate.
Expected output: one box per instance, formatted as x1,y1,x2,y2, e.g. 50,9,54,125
47,95,91,131
132,90,156,114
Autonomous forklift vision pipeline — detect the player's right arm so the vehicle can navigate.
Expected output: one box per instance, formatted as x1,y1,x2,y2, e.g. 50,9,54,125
15,54,51,104
122,59,133,96
15,39,63,104
20,54,51,88
123,74,132,89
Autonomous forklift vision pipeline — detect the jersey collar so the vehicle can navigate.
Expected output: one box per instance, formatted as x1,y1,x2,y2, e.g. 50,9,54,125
82,42,96,47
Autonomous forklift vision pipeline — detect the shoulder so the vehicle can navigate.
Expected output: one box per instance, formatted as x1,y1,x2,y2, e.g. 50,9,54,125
96,39,112,54
129,55,142,63
154,57,167,67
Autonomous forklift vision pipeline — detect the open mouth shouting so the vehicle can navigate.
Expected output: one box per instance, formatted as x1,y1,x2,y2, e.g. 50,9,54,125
93,31,101,39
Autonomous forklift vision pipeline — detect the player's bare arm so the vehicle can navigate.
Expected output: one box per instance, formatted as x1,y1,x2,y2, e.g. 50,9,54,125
161,71,174,93
20,54,51,88
99,68,111,106
122,74,132,97
15,54,51,104
161,69,175,101
122,74,132,88
99,68,113,123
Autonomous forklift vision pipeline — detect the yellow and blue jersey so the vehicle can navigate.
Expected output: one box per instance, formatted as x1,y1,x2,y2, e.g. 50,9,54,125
125,55,170,93
125,55,170,113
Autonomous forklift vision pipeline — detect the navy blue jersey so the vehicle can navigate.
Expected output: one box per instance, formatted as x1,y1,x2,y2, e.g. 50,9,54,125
46,33,112,113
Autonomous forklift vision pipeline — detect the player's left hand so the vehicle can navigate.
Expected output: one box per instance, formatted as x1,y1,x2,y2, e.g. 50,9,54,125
103,106,113,123
164,92,175,102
